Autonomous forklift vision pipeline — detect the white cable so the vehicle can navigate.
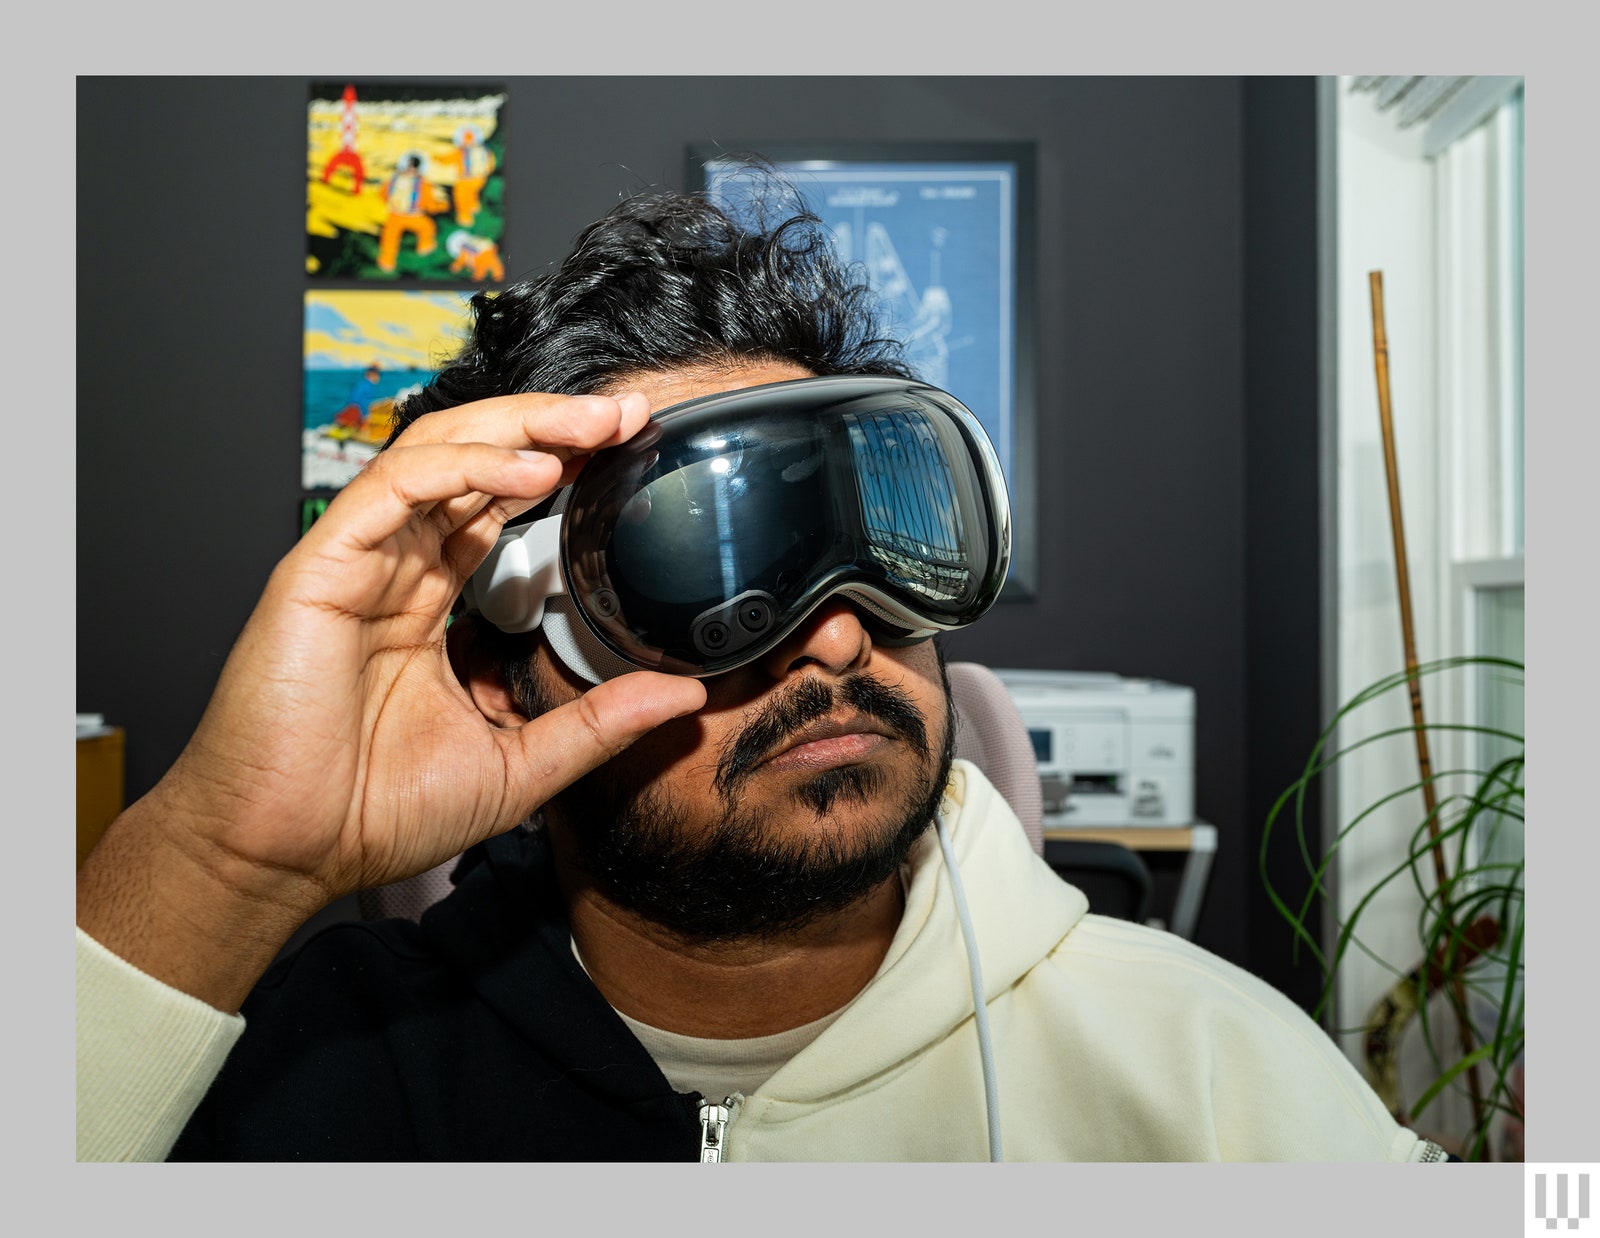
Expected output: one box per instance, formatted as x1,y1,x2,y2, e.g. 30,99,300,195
936,810,1003,1162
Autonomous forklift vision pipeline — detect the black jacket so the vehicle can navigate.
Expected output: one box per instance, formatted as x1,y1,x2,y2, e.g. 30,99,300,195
169,829,703,1161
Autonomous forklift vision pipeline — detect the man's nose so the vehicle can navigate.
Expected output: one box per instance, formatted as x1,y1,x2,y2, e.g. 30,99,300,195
757,598,872,681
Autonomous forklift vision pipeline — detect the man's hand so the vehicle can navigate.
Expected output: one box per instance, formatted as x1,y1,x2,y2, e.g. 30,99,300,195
77,391,706,1011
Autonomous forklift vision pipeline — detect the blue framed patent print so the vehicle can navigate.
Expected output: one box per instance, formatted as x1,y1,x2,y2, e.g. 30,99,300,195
691,142,1038,599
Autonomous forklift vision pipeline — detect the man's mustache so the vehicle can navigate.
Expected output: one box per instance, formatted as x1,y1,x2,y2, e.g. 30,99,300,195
713,673,930,799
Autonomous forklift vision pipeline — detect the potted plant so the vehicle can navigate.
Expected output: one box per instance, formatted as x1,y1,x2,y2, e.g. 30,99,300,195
1259,654,1524,1161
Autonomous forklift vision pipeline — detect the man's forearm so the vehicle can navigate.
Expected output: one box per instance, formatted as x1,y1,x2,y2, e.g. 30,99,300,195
76,784,328,1015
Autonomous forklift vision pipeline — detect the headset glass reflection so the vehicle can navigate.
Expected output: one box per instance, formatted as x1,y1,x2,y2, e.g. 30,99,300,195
460,375,1012,682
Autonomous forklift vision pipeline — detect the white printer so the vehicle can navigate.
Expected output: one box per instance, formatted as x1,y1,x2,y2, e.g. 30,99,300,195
991,669,1195,828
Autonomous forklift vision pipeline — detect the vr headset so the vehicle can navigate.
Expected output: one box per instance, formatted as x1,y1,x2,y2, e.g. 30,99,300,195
460,374,1011,683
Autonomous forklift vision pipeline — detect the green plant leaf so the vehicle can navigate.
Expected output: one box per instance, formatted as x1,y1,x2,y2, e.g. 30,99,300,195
1258,654,1523,1154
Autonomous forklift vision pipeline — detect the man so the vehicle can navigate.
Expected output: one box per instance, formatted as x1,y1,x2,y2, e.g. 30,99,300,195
331,362,384,432
440,123,496,229
76,186,1446,1163
375,152,448,273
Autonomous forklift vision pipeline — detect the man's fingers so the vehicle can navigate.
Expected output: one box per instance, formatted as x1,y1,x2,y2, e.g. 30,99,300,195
301,442,567,559
324,389,653,555
507,672,707,805
393,390,653,459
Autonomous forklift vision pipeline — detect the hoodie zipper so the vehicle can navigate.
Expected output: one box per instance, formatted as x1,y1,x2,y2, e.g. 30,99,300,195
697,1095,741,1162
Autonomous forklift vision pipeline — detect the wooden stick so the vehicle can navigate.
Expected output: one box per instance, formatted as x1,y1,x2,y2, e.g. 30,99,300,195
1367,270,1489,1149
1367,273,1446,884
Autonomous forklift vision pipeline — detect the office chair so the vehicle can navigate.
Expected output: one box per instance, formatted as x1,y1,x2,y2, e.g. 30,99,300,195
945,660,1044,855
358,661,1149,923
946,661,1151,923
1041,838,1152,924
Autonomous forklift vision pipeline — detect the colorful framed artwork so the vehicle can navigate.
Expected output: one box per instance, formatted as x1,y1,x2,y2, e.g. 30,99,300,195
307,82,507,282
690,142,1038,599
302,289,475,492
300,495,333,537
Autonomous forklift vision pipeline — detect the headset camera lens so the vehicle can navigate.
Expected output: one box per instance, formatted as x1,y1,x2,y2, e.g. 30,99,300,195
738,599,773,633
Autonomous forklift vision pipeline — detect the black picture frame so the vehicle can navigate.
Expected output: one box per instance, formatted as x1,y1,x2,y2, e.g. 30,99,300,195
688,141,1039,601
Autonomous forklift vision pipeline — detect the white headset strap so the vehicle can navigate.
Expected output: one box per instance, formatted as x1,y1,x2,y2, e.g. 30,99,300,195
461,515,565,634
461,505,640,685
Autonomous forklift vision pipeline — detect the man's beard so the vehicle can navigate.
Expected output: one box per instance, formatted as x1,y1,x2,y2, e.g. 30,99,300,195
523,648,955,943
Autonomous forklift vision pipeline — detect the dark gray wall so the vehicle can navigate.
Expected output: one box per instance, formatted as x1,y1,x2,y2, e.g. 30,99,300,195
77,76,1325,1000
1241,76,1326,1014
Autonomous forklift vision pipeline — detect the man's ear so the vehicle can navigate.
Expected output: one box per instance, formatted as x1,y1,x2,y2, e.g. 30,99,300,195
446,615,531,727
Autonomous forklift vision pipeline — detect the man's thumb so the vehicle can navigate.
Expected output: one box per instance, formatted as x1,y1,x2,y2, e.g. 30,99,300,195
509,671,706,800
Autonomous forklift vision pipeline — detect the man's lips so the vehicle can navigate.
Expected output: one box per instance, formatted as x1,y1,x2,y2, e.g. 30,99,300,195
757,716,897,773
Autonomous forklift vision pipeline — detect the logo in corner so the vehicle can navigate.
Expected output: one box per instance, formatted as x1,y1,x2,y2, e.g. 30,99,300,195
1533,1171,1592,1231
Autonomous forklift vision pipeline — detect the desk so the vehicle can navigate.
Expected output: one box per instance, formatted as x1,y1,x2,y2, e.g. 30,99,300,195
77,728,125,869
1042,821,1216,940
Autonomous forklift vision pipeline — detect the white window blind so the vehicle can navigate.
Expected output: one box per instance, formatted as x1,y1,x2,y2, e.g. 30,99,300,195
1349,75,1524,158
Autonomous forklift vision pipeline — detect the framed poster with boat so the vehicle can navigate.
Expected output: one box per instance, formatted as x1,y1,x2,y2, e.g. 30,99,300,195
301,288,473,492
